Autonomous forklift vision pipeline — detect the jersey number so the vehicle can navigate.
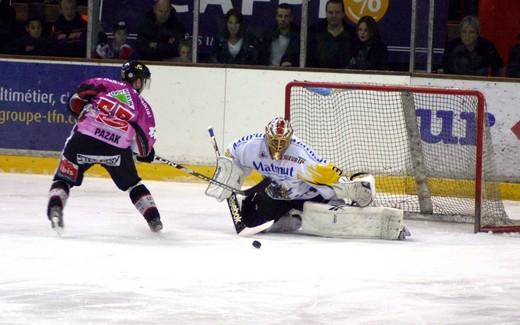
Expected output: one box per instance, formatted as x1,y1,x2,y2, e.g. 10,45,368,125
95,97,135,131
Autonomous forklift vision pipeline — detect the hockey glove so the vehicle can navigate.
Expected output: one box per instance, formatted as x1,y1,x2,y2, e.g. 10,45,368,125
68,83,106,117
77,83,106,101
332,174,376,207
136,148,155,163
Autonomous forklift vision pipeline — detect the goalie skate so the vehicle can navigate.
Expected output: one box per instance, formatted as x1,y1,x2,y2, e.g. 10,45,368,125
264,210,303,233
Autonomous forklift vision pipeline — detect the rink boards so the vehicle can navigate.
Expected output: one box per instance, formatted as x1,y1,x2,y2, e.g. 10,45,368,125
1,154,519,201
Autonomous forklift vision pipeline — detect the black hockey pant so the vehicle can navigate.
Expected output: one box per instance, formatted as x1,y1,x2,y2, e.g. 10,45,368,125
240,191,326,228
53,131,140,191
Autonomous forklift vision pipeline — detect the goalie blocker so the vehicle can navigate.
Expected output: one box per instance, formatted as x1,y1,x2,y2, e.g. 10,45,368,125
205,155,274,236
205,156,244,202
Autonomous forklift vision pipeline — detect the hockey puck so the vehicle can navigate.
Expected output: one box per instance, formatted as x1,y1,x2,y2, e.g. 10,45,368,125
252,240,262,249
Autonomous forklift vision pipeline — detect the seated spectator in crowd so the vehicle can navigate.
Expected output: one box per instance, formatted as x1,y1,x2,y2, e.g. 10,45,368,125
13,16,56,56
259,3,300,67
307,0,355,68
171,39,192,62
507,33,520,78
441,16,503,76
211,9,260,65
135,0,186,61
0,0,17,54
348,15,388,70
96,20,135,60
51,0,87,58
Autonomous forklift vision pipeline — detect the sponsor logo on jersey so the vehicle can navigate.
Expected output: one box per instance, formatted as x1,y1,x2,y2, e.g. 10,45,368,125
232,133,264,149
281,154,305,164
76,154,121,166
109,89,133,108
260,150,306,164
252,161,294,177
94,128,121,144
57,157,78,182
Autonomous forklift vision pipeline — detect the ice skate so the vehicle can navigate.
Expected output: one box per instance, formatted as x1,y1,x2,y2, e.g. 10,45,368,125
398,225,411,240
147,217,163,232
265,214,302,233
48,206,64,229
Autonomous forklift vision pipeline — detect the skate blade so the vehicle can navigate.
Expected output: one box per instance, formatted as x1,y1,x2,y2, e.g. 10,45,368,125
51,217,64,237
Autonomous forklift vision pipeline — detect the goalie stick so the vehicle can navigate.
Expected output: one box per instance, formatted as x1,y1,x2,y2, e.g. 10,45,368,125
154,155,268,197
207,127,273,236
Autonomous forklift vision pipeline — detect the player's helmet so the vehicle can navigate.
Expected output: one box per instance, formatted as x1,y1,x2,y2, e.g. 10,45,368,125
121,61,151,92
265,117,293,160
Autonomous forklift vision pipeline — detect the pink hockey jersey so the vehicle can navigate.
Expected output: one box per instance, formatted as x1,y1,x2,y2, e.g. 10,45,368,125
74,78,156,156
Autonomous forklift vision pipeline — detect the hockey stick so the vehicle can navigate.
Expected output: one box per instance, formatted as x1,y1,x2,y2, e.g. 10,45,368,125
155,155,245,195
207,127,273,236
154,155,269,197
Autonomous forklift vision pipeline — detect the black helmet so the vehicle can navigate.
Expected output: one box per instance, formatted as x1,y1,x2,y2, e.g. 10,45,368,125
121,60,151,84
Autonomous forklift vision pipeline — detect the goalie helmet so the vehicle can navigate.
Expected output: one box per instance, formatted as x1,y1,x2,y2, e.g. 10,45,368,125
121,61,151,93
265,117,293,160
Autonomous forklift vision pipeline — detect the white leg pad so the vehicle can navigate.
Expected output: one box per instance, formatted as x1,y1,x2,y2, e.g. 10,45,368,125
299,202,409,240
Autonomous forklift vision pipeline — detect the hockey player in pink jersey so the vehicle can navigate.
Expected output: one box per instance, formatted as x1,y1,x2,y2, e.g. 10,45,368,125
46,61,163,232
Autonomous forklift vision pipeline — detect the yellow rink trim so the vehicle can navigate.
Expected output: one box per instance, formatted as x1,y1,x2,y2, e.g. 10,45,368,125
375,175,520,201
0,155,262,184
0,155,518,200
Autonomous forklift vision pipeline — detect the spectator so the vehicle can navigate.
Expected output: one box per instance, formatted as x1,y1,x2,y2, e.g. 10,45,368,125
12,16,56,56
96,20,135,60
51,0,87,58
507,33,520,78
0,0,17,54
135,0,186,61
258,3,300,67
348,15,388,70
171,39,192,62
307,0,355,68
211,9,260,65
441,16,503,76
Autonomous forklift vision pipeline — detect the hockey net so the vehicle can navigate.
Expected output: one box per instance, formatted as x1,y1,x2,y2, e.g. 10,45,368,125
285,81,519,233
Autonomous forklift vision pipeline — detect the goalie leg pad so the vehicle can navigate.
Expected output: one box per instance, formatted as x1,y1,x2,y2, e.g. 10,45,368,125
299,202,409,240
205,156,244,202
332,174,376,207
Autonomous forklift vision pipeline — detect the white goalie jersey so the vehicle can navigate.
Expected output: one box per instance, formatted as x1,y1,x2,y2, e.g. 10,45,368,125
226,133,337,200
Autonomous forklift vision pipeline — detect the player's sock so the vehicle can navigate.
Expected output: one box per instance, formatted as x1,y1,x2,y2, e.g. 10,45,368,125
47,181,70,228
129,183,162,232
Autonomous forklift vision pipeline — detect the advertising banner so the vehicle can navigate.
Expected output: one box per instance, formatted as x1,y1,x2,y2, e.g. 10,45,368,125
0,61,119,151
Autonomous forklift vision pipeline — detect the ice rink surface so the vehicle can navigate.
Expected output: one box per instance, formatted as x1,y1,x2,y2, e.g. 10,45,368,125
1,173,520,325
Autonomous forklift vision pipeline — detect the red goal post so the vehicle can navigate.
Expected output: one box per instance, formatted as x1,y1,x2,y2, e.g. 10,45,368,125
284,80,519,233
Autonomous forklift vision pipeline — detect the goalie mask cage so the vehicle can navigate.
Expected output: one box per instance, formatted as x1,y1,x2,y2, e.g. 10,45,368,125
285,81,519,233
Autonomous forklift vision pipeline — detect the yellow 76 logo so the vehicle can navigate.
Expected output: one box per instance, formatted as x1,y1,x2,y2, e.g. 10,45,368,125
343,0,389,23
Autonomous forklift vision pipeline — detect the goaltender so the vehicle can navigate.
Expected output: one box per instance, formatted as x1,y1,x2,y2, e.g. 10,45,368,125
206,117,410,240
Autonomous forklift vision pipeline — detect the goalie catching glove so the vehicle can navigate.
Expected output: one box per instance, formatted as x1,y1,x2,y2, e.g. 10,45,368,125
332,174,376,207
